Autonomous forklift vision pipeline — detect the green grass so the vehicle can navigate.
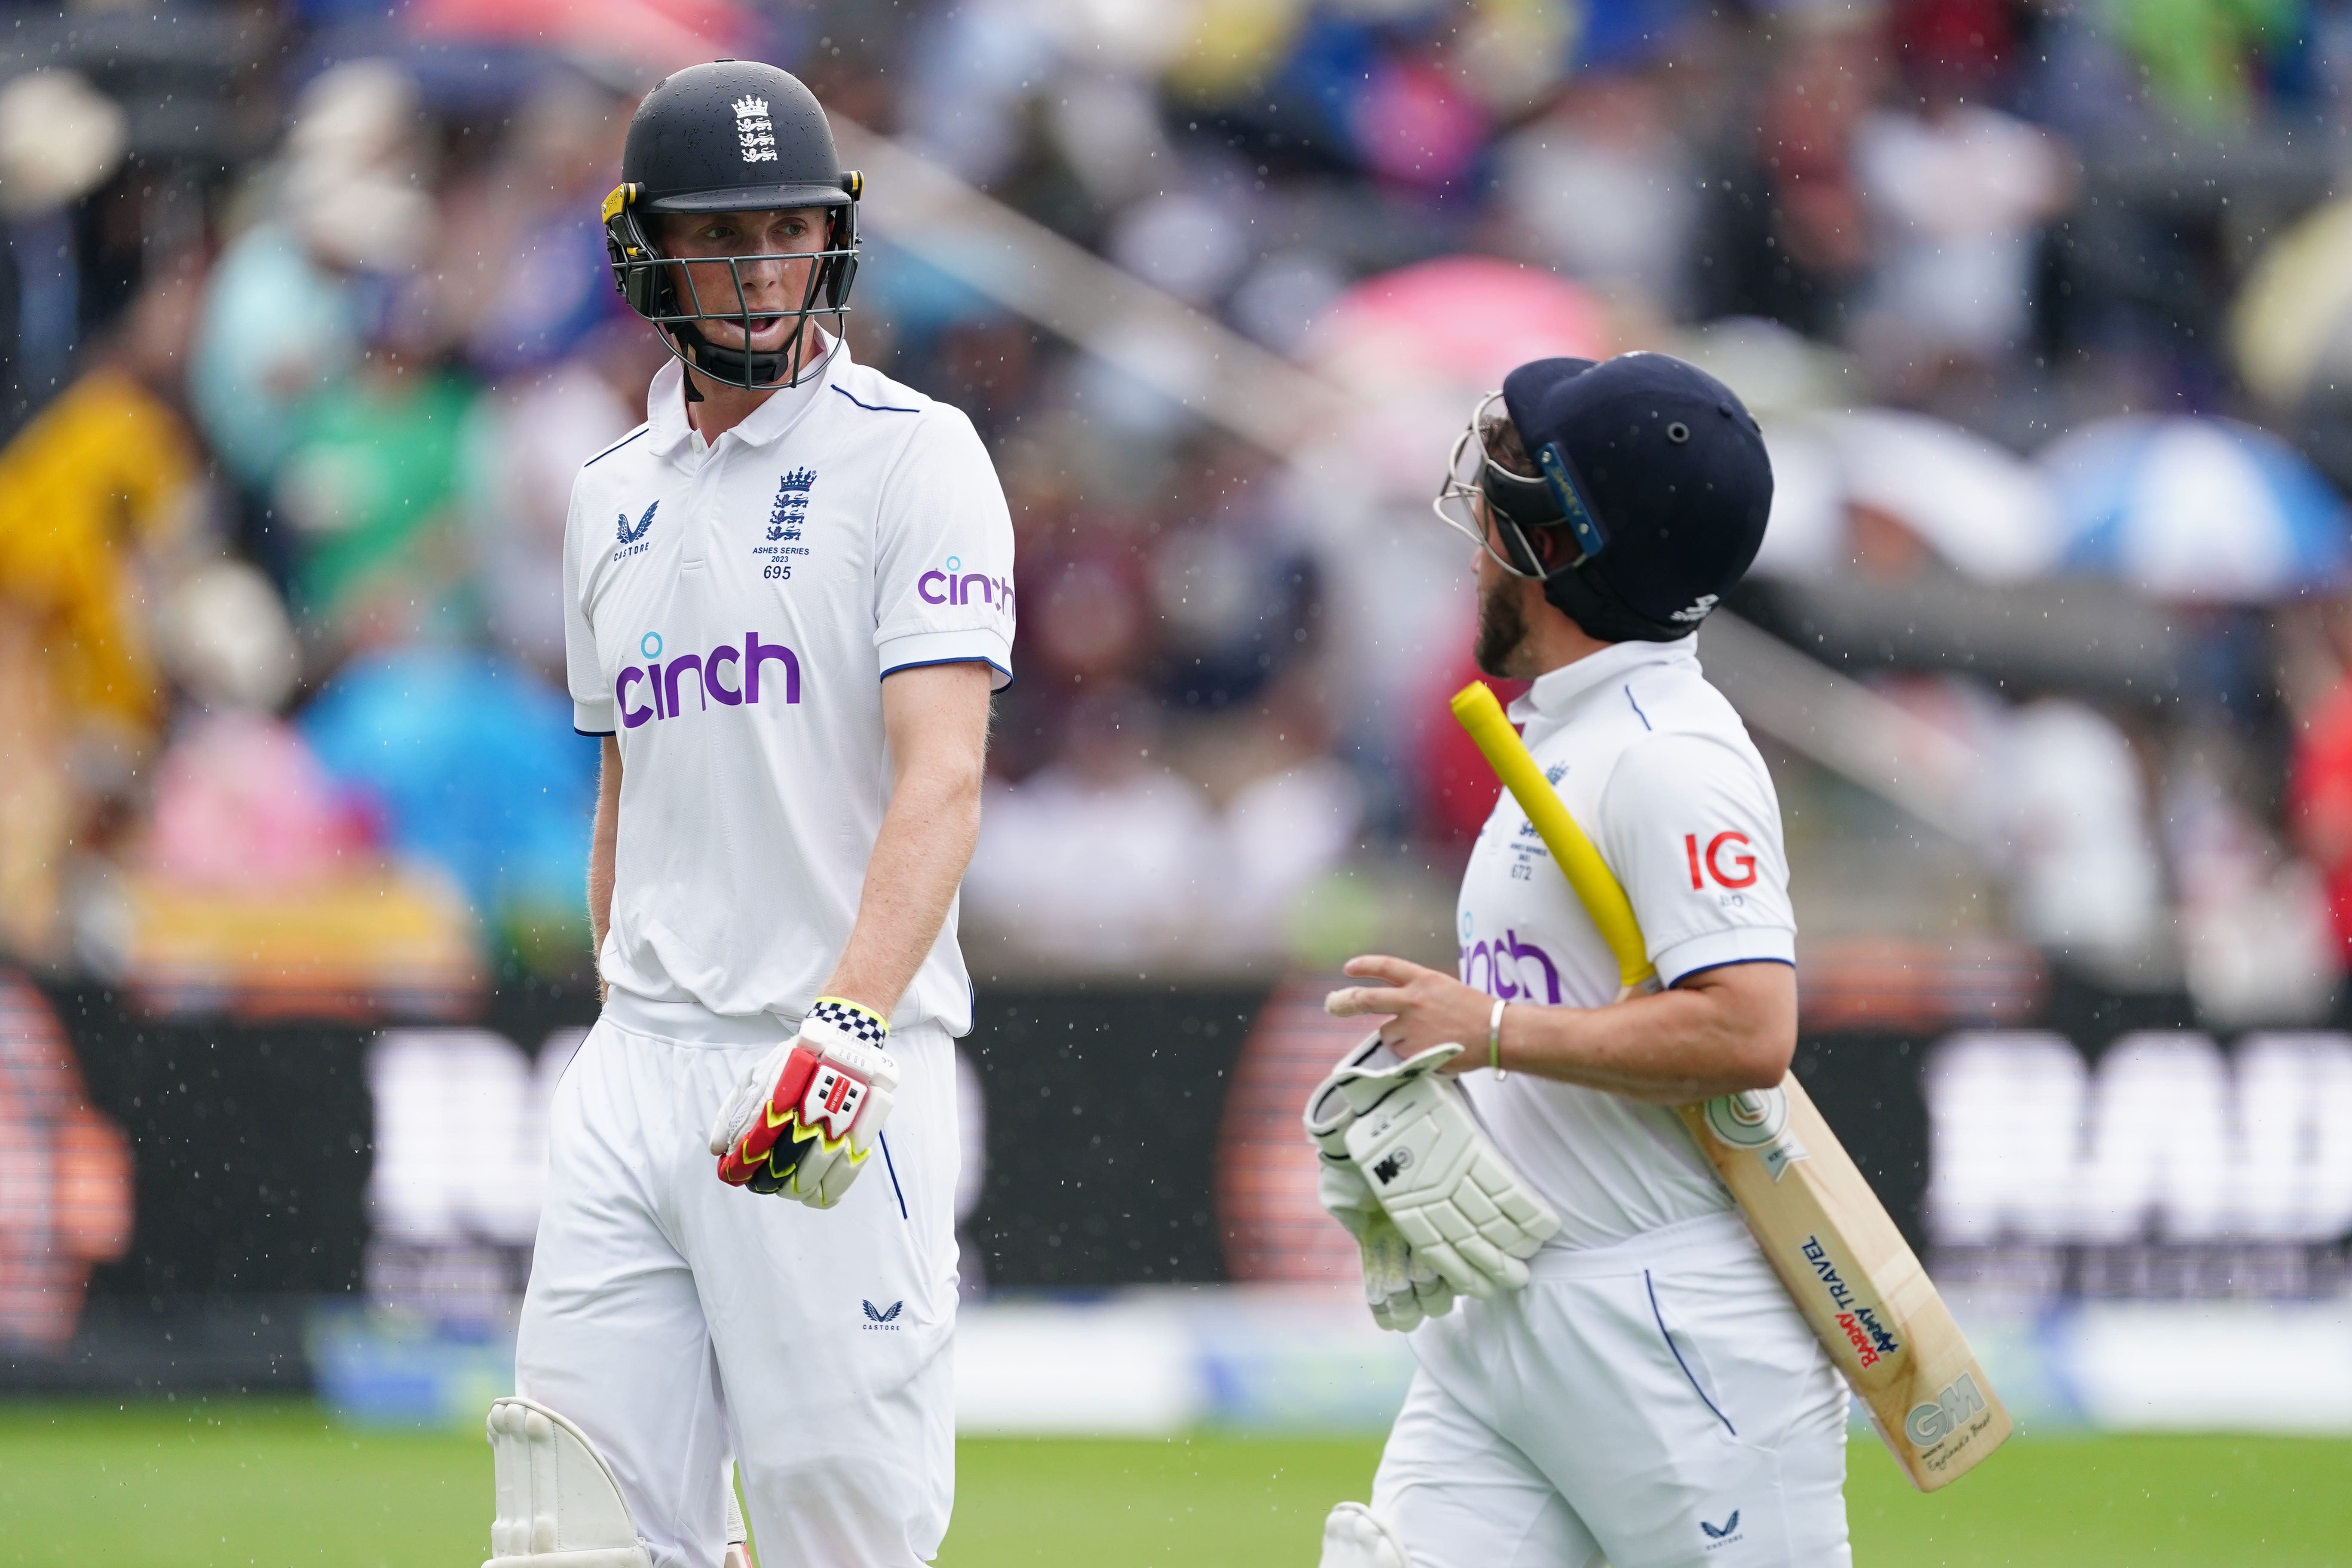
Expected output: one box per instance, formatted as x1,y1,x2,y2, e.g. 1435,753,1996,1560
0,1400,484,1566
1841,1432,2352,1568
0,1401,2345,1565
948,1434,1381,1565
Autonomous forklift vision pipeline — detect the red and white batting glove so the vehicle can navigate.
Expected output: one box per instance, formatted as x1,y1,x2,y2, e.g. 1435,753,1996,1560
709,998,897,1209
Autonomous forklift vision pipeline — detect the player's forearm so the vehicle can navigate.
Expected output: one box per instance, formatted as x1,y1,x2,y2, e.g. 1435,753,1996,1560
1328,954,1795,1104
1497,979,1794,1103
819,760,982,1018
588,738,621,999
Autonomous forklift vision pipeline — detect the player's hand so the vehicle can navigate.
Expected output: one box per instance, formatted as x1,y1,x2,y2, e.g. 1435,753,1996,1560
1330,1043,1561,1298
1346,1190,1457,1331
709,998,897,1209
1325,955,1495,1073
1305,1035,1459,1332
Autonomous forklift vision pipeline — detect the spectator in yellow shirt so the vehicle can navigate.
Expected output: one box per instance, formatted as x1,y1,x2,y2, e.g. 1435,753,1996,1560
0,300,201,958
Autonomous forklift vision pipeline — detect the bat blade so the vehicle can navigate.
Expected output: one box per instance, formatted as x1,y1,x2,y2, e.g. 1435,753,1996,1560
1673,1078,2011,1489
1450,680,2011,1491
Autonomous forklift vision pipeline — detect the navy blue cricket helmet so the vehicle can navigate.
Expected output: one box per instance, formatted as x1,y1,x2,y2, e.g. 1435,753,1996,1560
1435,352,1773,642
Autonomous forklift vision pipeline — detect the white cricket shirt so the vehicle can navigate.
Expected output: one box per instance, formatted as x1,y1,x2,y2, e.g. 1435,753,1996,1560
562,340,1014,1033
1457,635,1795,1249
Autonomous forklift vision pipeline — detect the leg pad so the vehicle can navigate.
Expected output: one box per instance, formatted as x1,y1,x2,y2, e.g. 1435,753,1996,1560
1321,1501,1412,1568
485,1396,653,1568
723,1459,753,1568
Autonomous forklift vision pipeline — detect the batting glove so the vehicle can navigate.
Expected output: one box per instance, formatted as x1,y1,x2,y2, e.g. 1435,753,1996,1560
1329,1042,1560,1300
710,998,897,1209
1305,1036,1457,1332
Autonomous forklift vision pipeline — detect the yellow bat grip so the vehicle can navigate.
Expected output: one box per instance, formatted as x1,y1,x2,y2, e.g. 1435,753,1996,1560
1450,682,1658,991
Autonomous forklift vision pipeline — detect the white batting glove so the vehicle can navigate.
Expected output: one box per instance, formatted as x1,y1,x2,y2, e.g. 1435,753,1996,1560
710,998,897,1209
1329,1042,1560,1300
1305,1036,1457,1332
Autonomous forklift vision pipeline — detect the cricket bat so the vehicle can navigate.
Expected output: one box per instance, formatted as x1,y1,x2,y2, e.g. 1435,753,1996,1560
1450,681,2010,1491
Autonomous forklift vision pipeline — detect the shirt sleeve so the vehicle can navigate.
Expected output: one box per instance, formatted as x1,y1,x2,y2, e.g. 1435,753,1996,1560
1596,732,1795,986
872,405,1016,689
563,477,615,735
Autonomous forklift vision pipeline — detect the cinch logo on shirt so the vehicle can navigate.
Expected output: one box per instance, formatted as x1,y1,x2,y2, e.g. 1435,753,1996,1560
615,630,800,728
918,554,1013,613
1460,926,1563,1004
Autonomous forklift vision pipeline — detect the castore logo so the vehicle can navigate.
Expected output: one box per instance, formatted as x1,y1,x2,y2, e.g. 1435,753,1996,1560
614,500,657,560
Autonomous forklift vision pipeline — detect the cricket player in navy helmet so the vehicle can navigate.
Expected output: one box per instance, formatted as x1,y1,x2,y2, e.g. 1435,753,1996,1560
484,60,1013,1568
1310,354,1851,1567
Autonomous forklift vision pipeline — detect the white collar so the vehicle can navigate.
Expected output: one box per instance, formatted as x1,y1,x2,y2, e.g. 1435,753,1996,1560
1507,634,1701,728
645,331,845,462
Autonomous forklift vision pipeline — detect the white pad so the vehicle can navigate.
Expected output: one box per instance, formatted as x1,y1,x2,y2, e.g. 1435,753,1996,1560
1335,1045,1561,1298
1320,1501,1412,1568
485,1397,652,1568
723,1461,753,1568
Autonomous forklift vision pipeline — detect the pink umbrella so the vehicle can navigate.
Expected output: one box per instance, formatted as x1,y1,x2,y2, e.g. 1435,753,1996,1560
1304,255,1608,390
406,0,753,77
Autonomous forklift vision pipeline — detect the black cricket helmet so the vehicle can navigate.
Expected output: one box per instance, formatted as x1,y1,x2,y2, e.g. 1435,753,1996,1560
1434,352,1773,642
602,59,862,391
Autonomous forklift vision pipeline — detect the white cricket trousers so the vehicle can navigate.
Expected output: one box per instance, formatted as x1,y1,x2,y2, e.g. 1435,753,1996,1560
1372,1210,1850,1568
515,995,961,1568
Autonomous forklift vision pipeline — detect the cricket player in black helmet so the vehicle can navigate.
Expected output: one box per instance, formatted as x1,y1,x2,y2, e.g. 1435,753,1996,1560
487,60,1015,1568
1313,355,1854,1567
601,58,862,394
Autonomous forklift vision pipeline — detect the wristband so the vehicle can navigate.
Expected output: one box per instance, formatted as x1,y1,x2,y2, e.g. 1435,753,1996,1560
1488,998,1508,1079
809,996,888,1046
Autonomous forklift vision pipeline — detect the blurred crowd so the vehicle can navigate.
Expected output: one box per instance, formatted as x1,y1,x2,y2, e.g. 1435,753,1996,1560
14,0,2352,1020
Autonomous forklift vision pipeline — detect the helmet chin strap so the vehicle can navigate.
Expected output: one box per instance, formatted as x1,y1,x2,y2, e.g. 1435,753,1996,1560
671,322,794,398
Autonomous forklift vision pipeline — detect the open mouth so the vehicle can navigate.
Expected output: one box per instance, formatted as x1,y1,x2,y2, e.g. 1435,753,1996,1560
696,310,793,345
